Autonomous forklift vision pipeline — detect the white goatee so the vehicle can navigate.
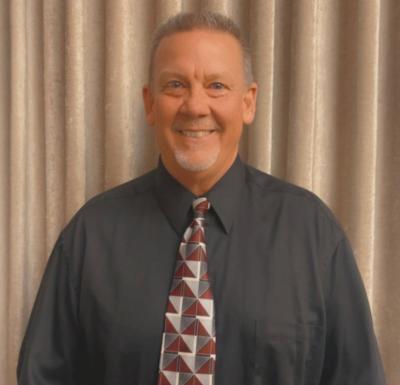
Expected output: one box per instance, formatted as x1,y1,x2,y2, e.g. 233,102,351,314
173,147,220,172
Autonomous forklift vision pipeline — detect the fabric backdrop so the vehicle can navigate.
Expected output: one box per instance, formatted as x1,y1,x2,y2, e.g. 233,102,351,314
1,0,399,384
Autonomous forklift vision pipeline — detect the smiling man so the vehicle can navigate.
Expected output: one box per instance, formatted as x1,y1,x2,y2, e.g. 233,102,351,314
18,12,386,385
143,27,256,195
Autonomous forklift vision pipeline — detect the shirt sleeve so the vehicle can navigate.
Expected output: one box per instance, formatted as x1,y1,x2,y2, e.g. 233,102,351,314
17,233,80,385
320,235,387,385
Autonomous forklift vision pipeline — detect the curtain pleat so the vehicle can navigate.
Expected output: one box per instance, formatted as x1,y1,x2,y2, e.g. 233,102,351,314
43,0,66,252
83,0,106,201
0,0,10,380
1,1,399,384
373,0,400,378
8,0,29,379
104,0,154,189
65,0,86,218
248,0,276,171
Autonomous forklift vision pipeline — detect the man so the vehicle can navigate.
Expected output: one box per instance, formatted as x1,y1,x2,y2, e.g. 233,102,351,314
18,11,386,385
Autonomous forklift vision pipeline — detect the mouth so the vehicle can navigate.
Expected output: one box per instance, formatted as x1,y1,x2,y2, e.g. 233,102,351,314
176,130,216,138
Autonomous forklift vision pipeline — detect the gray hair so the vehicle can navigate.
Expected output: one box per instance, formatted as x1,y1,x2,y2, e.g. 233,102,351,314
148,11,254,85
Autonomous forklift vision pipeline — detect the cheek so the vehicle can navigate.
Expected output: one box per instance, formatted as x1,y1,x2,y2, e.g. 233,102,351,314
213,99,245,135
152,102,178,148
153,98,180,126
217,94,244,117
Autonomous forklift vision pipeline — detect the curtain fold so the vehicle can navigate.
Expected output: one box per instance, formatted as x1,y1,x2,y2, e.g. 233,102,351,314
0,1,399,384
0,0,10,378
43,0,66,251
248,0,275,170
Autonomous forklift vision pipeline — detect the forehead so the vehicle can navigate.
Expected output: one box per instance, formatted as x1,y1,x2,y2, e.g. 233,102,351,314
152,29,244,76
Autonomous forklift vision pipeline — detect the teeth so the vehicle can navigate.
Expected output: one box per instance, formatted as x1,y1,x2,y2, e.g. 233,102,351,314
179,130,214,138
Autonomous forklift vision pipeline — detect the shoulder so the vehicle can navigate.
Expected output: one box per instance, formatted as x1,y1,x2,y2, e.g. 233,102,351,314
244,163,344,243
61,168,158,242
84,168,157,209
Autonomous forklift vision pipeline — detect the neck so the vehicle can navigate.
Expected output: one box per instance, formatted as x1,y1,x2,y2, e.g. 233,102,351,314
162,154,237,196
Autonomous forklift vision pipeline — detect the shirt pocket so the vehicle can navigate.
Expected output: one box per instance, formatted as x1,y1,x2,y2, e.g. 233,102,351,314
251,320,323,385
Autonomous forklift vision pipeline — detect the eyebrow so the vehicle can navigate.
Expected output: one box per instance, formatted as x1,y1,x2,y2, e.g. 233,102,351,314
158,70,232,82
158,71,187,81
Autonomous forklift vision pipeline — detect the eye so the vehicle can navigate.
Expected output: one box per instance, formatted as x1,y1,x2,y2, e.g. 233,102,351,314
166,80,184,88
209,82,226,90
162,80,187,96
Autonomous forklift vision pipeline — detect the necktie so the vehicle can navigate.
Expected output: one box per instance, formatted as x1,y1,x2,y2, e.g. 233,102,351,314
158,197,216,385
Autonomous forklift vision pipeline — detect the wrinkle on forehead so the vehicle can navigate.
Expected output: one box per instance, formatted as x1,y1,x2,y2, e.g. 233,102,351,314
158,69,236,83
152,30,245,85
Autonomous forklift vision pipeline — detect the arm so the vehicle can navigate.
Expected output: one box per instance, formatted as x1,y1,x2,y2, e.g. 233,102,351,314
17,234,80,384
320,236,386,384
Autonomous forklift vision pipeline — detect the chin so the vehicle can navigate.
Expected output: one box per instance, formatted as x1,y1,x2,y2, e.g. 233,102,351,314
173,149,219,173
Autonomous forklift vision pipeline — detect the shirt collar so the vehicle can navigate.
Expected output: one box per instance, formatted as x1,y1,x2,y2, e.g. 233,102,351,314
155,155,245,235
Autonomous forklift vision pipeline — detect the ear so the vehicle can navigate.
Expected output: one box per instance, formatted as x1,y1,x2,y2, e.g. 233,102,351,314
142,84,155,126
242,82,258,125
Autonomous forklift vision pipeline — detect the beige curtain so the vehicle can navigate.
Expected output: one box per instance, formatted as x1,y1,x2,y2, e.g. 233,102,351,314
1,0,399,384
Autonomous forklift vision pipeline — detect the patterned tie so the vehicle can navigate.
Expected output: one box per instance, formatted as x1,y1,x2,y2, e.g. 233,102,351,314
158,197,216,385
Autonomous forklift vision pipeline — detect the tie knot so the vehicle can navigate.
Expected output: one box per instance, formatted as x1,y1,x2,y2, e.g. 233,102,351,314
192,197,210,217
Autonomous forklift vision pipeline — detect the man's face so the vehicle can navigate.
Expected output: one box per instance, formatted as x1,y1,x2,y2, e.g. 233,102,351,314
143,29,257,180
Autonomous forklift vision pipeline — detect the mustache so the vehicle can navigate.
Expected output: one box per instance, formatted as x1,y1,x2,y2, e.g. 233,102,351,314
172,118,221,132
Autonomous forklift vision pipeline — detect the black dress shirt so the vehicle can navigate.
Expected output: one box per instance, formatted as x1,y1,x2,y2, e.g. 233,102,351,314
17,156,386,385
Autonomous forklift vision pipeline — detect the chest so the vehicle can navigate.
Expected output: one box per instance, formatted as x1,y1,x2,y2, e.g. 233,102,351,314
78,216,326,385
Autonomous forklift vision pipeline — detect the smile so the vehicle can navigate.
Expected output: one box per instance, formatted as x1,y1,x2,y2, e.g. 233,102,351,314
177,130,216,138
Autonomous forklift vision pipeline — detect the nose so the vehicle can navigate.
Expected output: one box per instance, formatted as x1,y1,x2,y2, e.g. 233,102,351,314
178,85,211,118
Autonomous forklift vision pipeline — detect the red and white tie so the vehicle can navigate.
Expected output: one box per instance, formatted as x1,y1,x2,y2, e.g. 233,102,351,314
158,197,216,385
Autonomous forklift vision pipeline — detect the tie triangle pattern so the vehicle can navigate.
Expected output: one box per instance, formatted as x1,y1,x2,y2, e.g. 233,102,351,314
158,197,216,385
